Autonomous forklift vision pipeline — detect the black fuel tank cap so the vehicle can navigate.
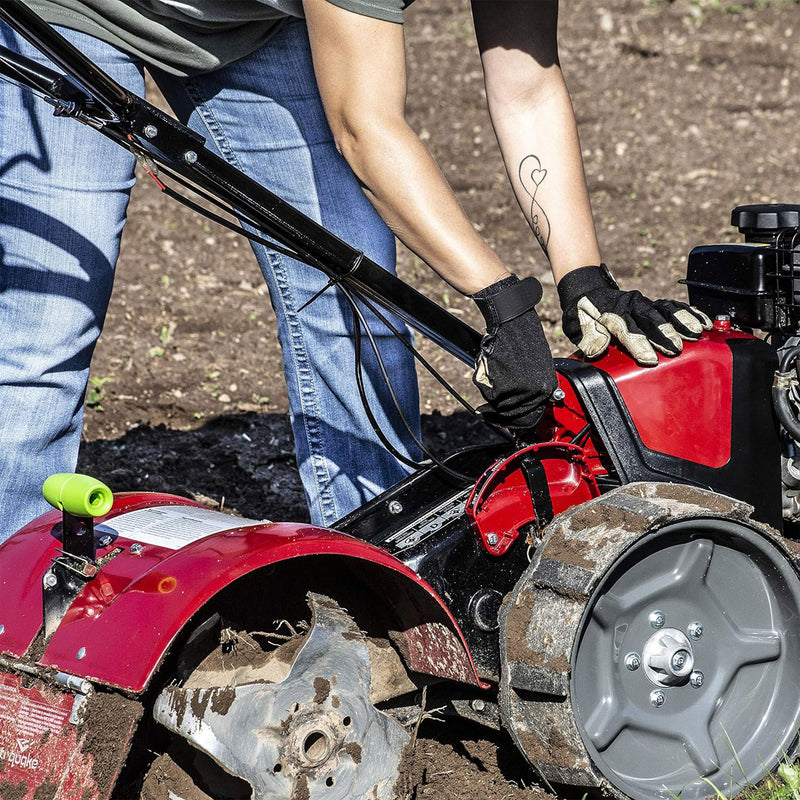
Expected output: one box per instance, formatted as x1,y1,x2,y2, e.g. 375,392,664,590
732,204,800,233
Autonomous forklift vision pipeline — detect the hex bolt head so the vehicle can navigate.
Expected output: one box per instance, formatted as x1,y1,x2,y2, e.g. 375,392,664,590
130,543,144,556
99,534,113,548
649,610,666,629
551,387,566,402
690,671,704,687
184,150,198,164
44,572,58,588
486,533,499,547
670,650,690,671
688,622,704,640
471,698,486,712
650,690,666,708
388,500,403,515
142,124,158,139
624,652,641,671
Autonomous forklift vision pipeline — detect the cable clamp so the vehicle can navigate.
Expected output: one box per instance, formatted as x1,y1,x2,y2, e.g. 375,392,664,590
297,252,364,312
773,371,799,389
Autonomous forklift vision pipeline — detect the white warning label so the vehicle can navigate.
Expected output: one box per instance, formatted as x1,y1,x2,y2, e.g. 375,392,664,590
107,506,265,550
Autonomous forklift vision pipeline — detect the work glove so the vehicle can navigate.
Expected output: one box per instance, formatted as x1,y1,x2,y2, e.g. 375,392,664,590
557,264,712,366
471,275,558,430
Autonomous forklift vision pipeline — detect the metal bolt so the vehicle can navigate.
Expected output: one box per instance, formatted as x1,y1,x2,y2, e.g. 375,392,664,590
0,624,4,635
650,690,666,708
76,647,86,661
551,387,566,403
388,500,403,515
715,314,731,322
471,698,486,712
44,572,58,588
670,650,689,671
624,652,641,671
486,533,499,547
184,150,198,164
649,610,666,629
99,534,113,548
130,543,144,556
142,124,158,139
690,671,704,688
687,621,704,640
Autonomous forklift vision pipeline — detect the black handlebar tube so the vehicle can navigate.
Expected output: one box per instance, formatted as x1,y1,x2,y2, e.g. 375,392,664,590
0,0,482,364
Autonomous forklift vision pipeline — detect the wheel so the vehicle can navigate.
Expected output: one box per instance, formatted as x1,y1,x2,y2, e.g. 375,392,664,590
142,593,410,800
499,483,800,800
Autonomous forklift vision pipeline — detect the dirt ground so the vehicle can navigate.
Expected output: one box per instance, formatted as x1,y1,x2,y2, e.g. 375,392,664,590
71,0,798,795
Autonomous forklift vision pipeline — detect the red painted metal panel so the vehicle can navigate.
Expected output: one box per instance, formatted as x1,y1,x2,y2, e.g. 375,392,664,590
596,333,740,468
0,495,483,692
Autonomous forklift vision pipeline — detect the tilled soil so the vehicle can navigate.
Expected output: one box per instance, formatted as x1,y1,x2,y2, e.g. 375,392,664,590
69,0,799,796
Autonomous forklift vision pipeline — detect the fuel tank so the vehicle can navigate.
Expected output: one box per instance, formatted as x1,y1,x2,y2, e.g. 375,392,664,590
546,327,782,527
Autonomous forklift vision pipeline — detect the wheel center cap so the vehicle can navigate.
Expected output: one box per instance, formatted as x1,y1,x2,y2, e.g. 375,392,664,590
642,627,695,687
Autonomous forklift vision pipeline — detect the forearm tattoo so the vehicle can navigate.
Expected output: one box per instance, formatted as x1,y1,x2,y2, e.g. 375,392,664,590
518,154,551,257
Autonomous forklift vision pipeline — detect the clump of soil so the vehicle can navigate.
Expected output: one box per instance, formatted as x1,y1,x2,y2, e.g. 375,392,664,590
398,725,549,799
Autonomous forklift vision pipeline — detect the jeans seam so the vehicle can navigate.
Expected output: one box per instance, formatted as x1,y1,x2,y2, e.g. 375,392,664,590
182,78,341,525
266,251,339,524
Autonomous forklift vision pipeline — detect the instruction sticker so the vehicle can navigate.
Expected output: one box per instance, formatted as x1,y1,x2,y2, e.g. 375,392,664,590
107,506,266,550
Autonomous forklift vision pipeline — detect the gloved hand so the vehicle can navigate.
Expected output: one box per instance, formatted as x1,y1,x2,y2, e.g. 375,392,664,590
471,275,558,430
557,264,712,366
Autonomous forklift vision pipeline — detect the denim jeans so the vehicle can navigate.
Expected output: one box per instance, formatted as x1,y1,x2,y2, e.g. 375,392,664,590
0,19,422,541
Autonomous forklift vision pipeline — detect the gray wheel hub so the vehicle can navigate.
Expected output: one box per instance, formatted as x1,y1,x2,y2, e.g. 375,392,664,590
640,626,695,687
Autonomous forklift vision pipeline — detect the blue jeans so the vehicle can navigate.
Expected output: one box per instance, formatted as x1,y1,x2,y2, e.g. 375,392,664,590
0,19,421,540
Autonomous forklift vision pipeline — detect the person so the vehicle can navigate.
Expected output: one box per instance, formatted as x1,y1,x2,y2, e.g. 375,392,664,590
0,0,709,542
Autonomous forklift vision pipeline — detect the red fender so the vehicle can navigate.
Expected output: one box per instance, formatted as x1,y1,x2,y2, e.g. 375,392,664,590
0,494,484,692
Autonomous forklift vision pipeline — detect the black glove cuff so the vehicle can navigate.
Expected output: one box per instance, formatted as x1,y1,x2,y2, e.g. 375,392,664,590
556,263,618,309
471,275,543,329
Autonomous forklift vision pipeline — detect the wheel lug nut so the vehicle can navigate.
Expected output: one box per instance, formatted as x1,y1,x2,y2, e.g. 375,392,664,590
688,621,704,640
690,671,704,687
650,690,666,708
649,610,666,629
625,652,641,671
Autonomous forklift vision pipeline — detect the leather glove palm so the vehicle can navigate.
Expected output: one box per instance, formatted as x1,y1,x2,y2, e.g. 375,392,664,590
471,275,558,430
557,265,712,366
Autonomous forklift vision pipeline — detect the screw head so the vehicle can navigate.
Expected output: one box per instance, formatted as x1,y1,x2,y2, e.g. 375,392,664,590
130,543,144,556
44,572,58,588
624,652,641,671
471,698,486,712
690,671,704,687
143,124,158,139
551,387,566,402
99,534,113,548
486,533,499,547
687,621,704,640
650,690,666,708
388,500,403,515
76,647,87,660
184,150,198,164
649,610,666,629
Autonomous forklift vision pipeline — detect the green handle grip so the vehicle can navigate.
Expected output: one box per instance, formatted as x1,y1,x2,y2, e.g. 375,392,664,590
43,473,113,518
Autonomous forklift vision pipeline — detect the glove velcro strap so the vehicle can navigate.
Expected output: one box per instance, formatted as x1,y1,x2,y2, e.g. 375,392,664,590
473,276,543,328
557,263,618,308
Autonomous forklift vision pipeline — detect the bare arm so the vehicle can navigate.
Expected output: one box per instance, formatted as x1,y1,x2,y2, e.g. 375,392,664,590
302,0,510,295
472,0,601,283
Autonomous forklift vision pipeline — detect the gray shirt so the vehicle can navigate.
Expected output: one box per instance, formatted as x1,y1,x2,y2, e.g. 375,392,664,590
29,0,413,75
